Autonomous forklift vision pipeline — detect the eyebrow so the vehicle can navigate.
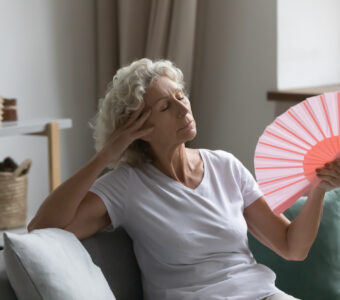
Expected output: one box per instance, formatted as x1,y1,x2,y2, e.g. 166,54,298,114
155,96,169,103
154,88,182,105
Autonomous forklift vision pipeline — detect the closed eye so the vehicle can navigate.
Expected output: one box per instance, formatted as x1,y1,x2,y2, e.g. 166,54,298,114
161,97,184,112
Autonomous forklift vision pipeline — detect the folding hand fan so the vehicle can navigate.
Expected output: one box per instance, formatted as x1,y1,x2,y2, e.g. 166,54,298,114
254,91,340,215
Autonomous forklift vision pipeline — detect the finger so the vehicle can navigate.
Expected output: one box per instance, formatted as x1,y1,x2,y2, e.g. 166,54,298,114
316,167,338,177
133,126,155,139
130,109,152,131
316,170,339,178
334,165,340,176
131,102,146,120
319,170,337,177
329,163,340,175
317,174,338,185
123,102,146,128
324,161,340,169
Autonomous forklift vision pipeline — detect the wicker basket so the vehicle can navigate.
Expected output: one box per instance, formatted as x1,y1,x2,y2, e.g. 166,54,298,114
0,159,32,229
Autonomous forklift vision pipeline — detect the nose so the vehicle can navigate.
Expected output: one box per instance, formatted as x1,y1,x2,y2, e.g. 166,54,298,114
173,96,190,118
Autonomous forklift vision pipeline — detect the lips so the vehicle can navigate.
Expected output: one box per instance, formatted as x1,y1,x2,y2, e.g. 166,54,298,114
179,120,193,130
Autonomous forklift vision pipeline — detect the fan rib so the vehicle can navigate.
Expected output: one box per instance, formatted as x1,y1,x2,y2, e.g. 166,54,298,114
265,130,309,151
275,121,313,147
259,169,316,186
255,156,303,163
288,110,319,143
256,166,302,170
258,141,305,156
320,94,338,155
304,101,326,139
321,95,334,137
273,185,310,215
259,172,305,185
303,149,328,161
304,100,335,157
264,177,306,196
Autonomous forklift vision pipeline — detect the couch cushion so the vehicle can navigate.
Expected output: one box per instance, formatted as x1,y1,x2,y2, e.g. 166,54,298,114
248,187,340,300
81,226,144,300
0,249,17,299
4,227,116,300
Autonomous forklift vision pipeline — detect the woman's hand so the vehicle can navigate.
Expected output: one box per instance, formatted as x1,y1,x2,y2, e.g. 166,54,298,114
98,101,154,165
314,158,340,192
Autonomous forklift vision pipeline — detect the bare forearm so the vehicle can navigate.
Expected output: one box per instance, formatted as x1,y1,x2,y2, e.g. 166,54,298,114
286,187,325,259
28,152,112,230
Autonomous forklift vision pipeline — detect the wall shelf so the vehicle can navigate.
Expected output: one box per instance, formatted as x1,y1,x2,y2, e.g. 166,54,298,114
267,83,340,102
0,118,72,192
0,118,72,247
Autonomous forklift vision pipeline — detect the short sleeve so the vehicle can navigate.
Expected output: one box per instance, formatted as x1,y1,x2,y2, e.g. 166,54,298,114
88,164,129,229
231,154,264,208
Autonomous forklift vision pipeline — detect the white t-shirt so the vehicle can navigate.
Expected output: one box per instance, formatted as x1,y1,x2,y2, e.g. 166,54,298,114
89,148,282,300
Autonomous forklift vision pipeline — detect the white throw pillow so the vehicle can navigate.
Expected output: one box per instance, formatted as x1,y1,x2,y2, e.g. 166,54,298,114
3,228,116,300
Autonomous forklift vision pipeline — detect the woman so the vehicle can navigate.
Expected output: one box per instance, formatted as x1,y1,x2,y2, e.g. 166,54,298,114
28,58,340,300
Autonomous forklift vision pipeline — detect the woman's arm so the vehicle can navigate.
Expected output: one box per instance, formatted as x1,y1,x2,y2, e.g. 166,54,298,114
287,159,340,258
244,158,340,261
244,187,325,261
244,197,293,260
28,100,154,231
284,187,325,259
27,152,111,231
243,189,325,261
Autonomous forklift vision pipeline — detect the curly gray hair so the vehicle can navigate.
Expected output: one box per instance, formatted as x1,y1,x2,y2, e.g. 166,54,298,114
88,58,187,170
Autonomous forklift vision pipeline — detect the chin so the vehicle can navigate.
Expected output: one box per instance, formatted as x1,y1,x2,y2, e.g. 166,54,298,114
184,129,197,142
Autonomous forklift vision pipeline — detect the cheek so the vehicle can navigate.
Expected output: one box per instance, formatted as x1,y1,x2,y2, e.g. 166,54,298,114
152,118,173,133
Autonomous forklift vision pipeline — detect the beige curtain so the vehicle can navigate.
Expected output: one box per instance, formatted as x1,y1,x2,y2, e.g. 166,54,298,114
95,0,198,99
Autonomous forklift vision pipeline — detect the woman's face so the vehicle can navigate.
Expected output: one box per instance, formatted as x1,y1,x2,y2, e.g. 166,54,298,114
140,76,197,147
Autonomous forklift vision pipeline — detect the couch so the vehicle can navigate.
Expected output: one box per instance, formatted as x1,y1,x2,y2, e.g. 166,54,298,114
0,226,144,300
1,188,340,300
248,188,340,300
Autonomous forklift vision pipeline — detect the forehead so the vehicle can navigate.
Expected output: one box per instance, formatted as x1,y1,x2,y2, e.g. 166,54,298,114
147,76,179,95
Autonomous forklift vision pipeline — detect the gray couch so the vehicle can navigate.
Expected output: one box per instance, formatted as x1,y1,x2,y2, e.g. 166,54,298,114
0,227,144,300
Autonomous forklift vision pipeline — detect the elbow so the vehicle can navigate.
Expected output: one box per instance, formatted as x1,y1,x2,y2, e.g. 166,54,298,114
27,218,36,232
27,220,38,233
27,218,45,233
27,218,68,233
297,251,309,261
285,250,309,261
286,254,307,261
27,222,50,233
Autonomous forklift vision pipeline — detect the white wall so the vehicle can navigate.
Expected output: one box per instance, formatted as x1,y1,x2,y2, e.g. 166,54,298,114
278,0,340,89
190,0,340,174
190,0,278,173
0,0,97,224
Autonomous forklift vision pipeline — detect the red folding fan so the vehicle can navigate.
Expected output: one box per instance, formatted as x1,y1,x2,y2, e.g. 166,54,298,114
254,91,340,215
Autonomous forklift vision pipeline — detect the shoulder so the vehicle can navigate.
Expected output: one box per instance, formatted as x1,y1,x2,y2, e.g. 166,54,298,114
95,161,131,183
202,148,238,165
202,149,246,180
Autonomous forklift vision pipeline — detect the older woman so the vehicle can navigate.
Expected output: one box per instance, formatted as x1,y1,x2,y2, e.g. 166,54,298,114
28,58,339,300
